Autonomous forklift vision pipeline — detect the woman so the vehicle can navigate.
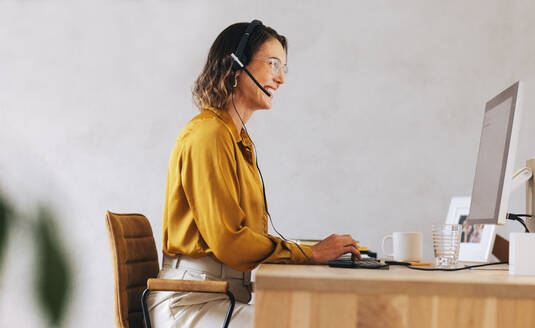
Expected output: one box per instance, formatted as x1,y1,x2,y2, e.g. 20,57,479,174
147,20,361,327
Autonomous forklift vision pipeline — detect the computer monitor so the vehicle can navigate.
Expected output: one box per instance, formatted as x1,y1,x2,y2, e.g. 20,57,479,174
467,81,523,225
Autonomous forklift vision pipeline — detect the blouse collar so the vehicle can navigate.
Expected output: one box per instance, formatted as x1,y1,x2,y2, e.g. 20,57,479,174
203,105,253,147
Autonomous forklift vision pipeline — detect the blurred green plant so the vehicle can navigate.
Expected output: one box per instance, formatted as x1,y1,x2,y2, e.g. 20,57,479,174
0,192,72,327
0,192,11,273
34,206,72,327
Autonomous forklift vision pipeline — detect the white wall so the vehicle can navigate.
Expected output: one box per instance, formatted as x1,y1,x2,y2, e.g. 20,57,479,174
1,0,534,326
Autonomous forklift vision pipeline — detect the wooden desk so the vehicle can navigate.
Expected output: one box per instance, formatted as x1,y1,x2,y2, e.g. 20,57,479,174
253,263,535,328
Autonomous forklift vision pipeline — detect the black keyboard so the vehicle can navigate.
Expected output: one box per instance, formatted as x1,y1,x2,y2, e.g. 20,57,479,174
327,259,389,269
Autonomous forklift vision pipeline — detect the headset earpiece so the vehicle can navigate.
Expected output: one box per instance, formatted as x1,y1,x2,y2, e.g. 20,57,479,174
231,20,263,71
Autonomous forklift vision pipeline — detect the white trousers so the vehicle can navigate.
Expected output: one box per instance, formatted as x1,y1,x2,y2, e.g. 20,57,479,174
147,255,253,328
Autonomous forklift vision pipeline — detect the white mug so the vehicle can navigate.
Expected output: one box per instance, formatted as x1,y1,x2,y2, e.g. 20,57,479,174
382,232,423,262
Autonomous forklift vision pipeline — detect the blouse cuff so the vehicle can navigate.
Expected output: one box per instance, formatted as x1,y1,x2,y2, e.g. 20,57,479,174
292,244,315,264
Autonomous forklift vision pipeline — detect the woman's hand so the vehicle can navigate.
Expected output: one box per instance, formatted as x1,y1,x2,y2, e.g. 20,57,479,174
310,234,361,264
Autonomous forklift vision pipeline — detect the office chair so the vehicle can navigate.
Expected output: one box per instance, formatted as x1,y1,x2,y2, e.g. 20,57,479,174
105,211,235,328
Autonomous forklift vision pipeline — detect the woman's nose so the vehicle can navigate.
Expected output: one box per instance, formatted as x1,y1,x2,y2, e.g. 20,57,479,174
275,70,285,85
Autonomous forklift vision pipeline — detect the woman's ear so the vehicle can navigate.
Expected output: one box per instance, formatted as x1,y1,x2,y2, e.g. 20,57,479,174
233,71,241,88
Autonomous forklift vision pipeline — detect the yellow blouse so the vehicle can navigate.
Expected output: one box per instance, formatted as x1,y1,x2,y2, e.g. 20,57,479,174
162,106,313,272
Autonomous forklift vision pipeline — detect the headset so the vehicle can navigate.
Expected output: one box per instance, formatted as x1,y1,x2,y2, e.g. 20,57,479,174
230,20,271,97
229,20,310,260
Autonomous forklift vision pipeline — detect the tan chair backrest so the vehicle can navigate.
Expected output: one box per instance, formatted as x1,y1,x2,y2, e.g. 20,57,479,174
106,211,160,328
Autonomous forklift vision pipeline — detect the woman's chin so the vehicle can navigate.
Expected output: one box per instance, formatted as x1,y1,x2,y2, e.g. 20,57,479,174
252,96,272,110
262,98,273,109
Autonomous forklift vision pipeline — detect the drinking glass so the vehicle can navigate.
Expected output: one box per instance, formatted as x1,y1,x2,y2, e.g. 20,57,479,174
432,224,462,268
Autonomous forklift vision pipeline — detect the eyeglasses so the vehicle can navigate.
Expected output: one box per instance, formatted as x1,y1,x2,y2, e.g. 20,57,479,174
251,57,288,76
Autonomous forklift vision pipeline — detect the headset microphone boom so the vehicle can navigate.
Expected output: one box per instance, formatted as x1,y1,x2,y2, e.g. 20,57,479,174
230,53,271,97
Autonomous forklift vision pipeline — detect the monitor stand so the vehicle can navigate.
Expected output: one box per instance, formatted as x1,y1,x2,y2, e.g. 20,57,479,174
511,160,535,275
491,158,534,263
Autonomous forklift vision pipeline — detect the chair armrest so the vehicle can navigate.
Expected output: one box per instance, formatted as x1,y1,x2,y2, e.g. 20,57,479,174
147,278,229,293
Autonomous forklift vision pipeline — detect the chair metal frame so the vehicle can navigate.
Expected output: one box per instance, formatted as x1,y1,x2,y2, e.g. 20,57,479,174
141,286,235,328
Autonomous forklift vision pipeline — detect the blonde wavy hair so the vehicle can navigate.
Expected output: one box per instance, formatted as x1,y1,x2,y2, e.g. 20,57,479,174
192,22,287,110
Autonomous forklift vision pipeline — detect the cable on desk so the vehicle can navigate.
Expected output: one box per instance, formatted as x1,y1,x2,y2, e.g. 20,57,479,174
407,261,508,271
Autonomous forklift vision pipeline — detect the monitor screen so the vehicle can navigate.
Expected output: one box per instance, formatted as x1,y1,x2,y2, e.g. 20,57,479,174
467,82,520,225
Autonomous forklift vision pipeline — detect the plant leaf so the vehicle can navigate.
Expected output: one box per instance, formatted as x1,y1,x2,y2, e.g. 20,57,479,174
0,192,11,274
34,207,71,327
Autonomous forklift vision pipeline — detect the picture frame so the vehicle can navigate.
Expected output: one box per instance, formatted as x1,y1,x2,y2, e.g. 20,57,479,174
445,196,496,262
